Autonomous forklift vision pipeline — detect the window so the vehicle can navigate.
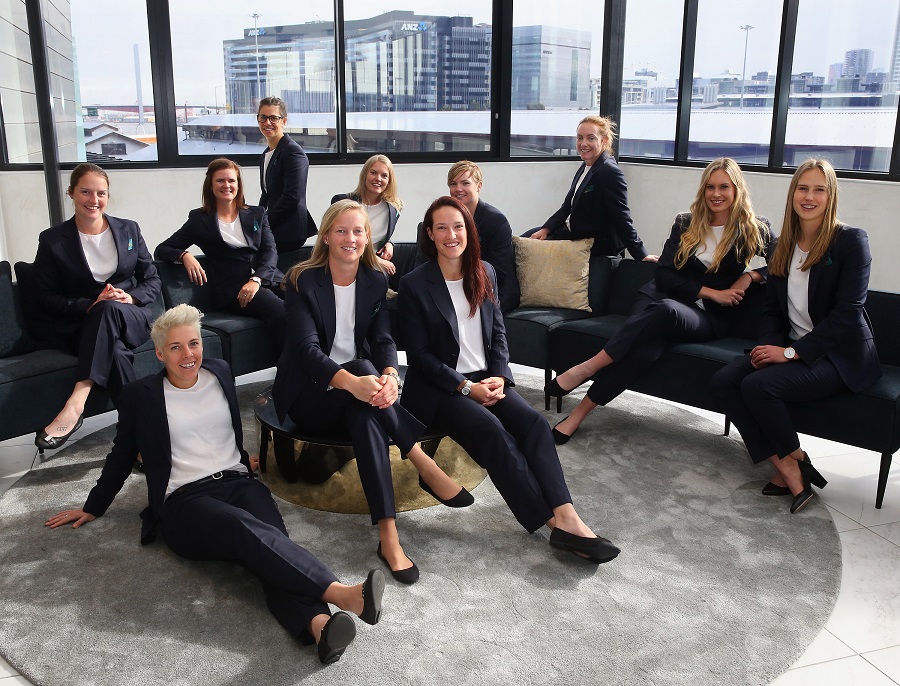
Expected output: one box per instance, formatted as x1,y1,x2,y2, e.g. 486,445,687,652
0,1,40,163
170,3,336,157
67,0,157,162
687,0,783,165
342,4,493,154
618,0,683,159
510,2,603,157
785,0,900,171
100,142,127,156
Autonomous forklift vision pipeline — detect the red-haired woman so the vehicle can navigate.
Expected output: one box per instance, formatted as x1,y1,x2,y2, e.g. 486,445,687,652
398,197,620,564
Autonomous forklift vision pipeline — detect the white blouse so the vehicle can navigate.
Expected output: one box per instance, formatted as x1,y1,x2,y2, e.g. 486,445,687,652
79,228,118,283
787,245,815,340
446,278,487,374
218,216,249,248
330,281,357,365
366,201,390,247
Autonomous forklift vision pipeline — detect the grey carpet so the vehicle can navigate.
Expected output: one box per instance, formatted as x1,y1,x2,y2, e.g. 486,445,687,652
0,372,841,686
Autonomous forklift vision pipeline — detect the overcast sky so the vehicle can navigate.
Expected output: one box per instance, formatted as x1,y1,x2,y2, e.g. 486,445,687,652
70,0,900,105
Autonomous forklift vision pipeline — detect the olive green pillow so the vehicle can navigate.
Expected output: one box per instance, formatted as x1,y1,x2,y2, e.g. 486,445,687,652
512,237,594,312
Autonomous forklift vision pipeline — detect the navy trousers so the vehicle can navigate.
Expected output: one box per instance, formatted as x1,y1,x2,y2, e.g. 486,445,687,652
161,475,338,642
288,359,425,524
586,295,715,406
221,285,286,354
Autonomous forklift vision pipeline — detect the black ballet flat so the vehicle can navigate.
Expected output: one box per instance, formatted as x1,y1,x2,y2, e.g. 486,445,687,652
376,542,420,585
317,611,356,665
359,569,385,626
549,528,620,564
761,482,791,496
418,475,474,508
552,418,577,445
545,377,573,398
35,414,84,451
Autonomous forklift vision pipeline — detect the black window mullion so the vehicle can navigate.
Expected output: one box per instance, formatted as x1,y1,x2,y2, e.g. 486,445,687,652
599,0,625,151
335,0,348,156
146,0,178,166
492,0,512,158
673,0,697,162
767,0,798,170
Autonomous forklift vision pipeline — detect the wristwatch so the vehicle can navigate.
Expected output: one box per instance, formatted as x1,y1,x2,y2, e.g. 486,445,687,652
783,347,796,360
386,370,402,393
460,380,473,396
249,276,262,285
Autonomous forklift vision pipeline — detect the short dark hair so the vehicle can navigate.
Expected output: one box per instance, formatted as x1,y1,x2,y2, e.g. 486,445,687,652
258,97,287,118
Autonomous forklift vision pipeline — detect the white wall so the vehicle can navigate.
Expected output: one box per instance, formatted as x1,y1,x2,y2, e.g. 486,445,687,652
2,160,898,292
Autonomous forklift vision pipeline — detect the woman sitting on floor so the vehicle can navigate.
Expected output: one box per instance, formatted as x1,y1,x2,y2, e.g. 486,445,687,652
711,159,880,513
273,199,473,586
548,158,773,444
398,196,620,564
46,304,384,665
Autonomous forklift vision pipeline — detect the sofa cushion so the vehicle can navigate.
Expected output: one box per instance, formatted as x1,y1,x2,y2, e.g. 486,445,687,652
0,262,32,357
14,261,61,348
513,237,594,312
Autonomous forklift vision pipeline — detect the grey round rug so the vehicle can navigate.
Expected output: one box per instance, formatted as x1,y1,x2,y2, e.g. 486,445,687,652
0,372,840,686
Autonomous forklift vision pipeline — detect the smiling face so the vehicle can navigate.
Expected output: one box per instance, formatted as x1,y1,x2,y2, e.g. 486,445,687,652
326,209,369,266
156,324,203,390
427,205,468,262
364,161,390,202
576,122,606,166
447,171,482,213
792,167,829,230
69,172,109,224
211,168,239,206
257,105,286,144
704,169,736,224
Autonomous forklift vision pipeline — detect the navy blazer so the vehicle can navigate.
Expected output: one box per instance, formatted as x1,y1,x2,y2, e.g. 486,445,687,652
544,151,648,260
82,358,250,543
639,212,773,337
330,192,400,251
259,135,317,247
397,260,513,427
273,264,396,422
155,206,283,308
758,226,880,392
34,215,161,335
472,200,520,314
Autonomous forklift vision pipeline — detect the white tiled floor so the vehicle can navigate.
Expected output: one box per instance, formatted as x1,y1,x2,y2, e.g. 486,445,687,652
1,383,898,686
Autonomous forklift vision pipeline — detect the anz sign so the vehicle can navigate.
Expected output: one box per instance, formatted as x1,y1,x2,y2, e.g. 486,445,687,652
400,22,429,32
246,28,266,37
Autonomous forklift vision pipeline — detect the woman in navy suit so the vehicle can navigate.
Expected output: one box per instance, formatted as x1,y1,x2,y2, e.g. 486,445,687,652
525,115,658,262
34,164,161,451
711,159,881,513
398,196,620,564
548,158,772,444
257,96,317,252
274,199,473,585
155,158,286,352
47,305,385,665
331,154,402,276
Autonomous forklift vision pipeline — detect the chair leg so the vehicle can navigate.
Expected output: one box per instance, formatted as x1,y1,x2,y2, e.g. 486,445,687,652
723,418,731,437
544,366,552,411
258,426,270,473
876,452,893,509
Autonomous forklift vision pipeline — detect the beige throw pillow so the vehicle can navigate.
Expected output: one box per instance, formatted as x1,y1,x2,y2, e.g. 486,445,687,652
513,237,594,312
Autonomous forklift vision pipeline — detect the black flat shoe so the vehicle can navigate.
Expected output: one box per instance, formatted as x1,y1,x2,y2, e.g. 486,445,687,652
376,542,420,585
549,528,620,564
761,482,791,496
317,611,356,665
35,414,84,451
418,475,474,508
359,569,384,626
552,418,577,445
545,377,573,398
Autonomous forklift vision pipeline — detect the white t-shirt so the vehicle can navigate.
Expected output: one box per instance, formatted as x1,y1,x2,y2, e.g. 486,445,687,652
330,282,357,365
694,225,725,310
218,216,249,248
163,369,246,497
565,166,591,229
787,245,815,340
79,228,118,282
446,278,487,374
366,201,390,247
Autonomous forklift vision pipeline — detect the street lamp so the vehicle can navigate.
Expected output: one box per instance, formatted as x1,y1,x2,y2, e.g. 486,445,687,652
251,13,262,102
740,24,754,110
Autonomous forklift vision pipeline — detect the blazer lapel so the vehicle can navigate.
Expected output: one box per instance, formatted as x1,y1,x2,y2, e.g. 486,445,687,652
479,294,493,355
572,157,602,209
148,371,173,466
354,268,377,354
239,208,261,249
61,218,93,279
312,267,337,355
425,261,460,345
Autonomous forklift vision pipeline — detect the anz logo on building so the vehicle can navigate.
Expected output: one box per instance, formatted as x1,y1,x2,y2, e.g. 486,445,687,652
247,28,266,37
400,22,429,32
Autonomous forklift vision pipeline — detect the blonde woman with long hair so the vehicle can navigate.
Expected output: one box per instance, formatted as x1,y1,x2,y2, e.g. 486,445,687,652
273,200,472,585
711,159,880,513
549,158,772,443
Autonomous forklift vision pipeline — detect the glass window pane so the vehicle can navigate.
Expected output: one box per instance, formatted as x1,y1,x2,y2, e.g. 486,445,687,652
619,0,683,159
687,0,783,164
786,0,900,171
68,0,157,162
510,2,603,157
170,3,336,157
342,5,492,154
0,0,42,164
